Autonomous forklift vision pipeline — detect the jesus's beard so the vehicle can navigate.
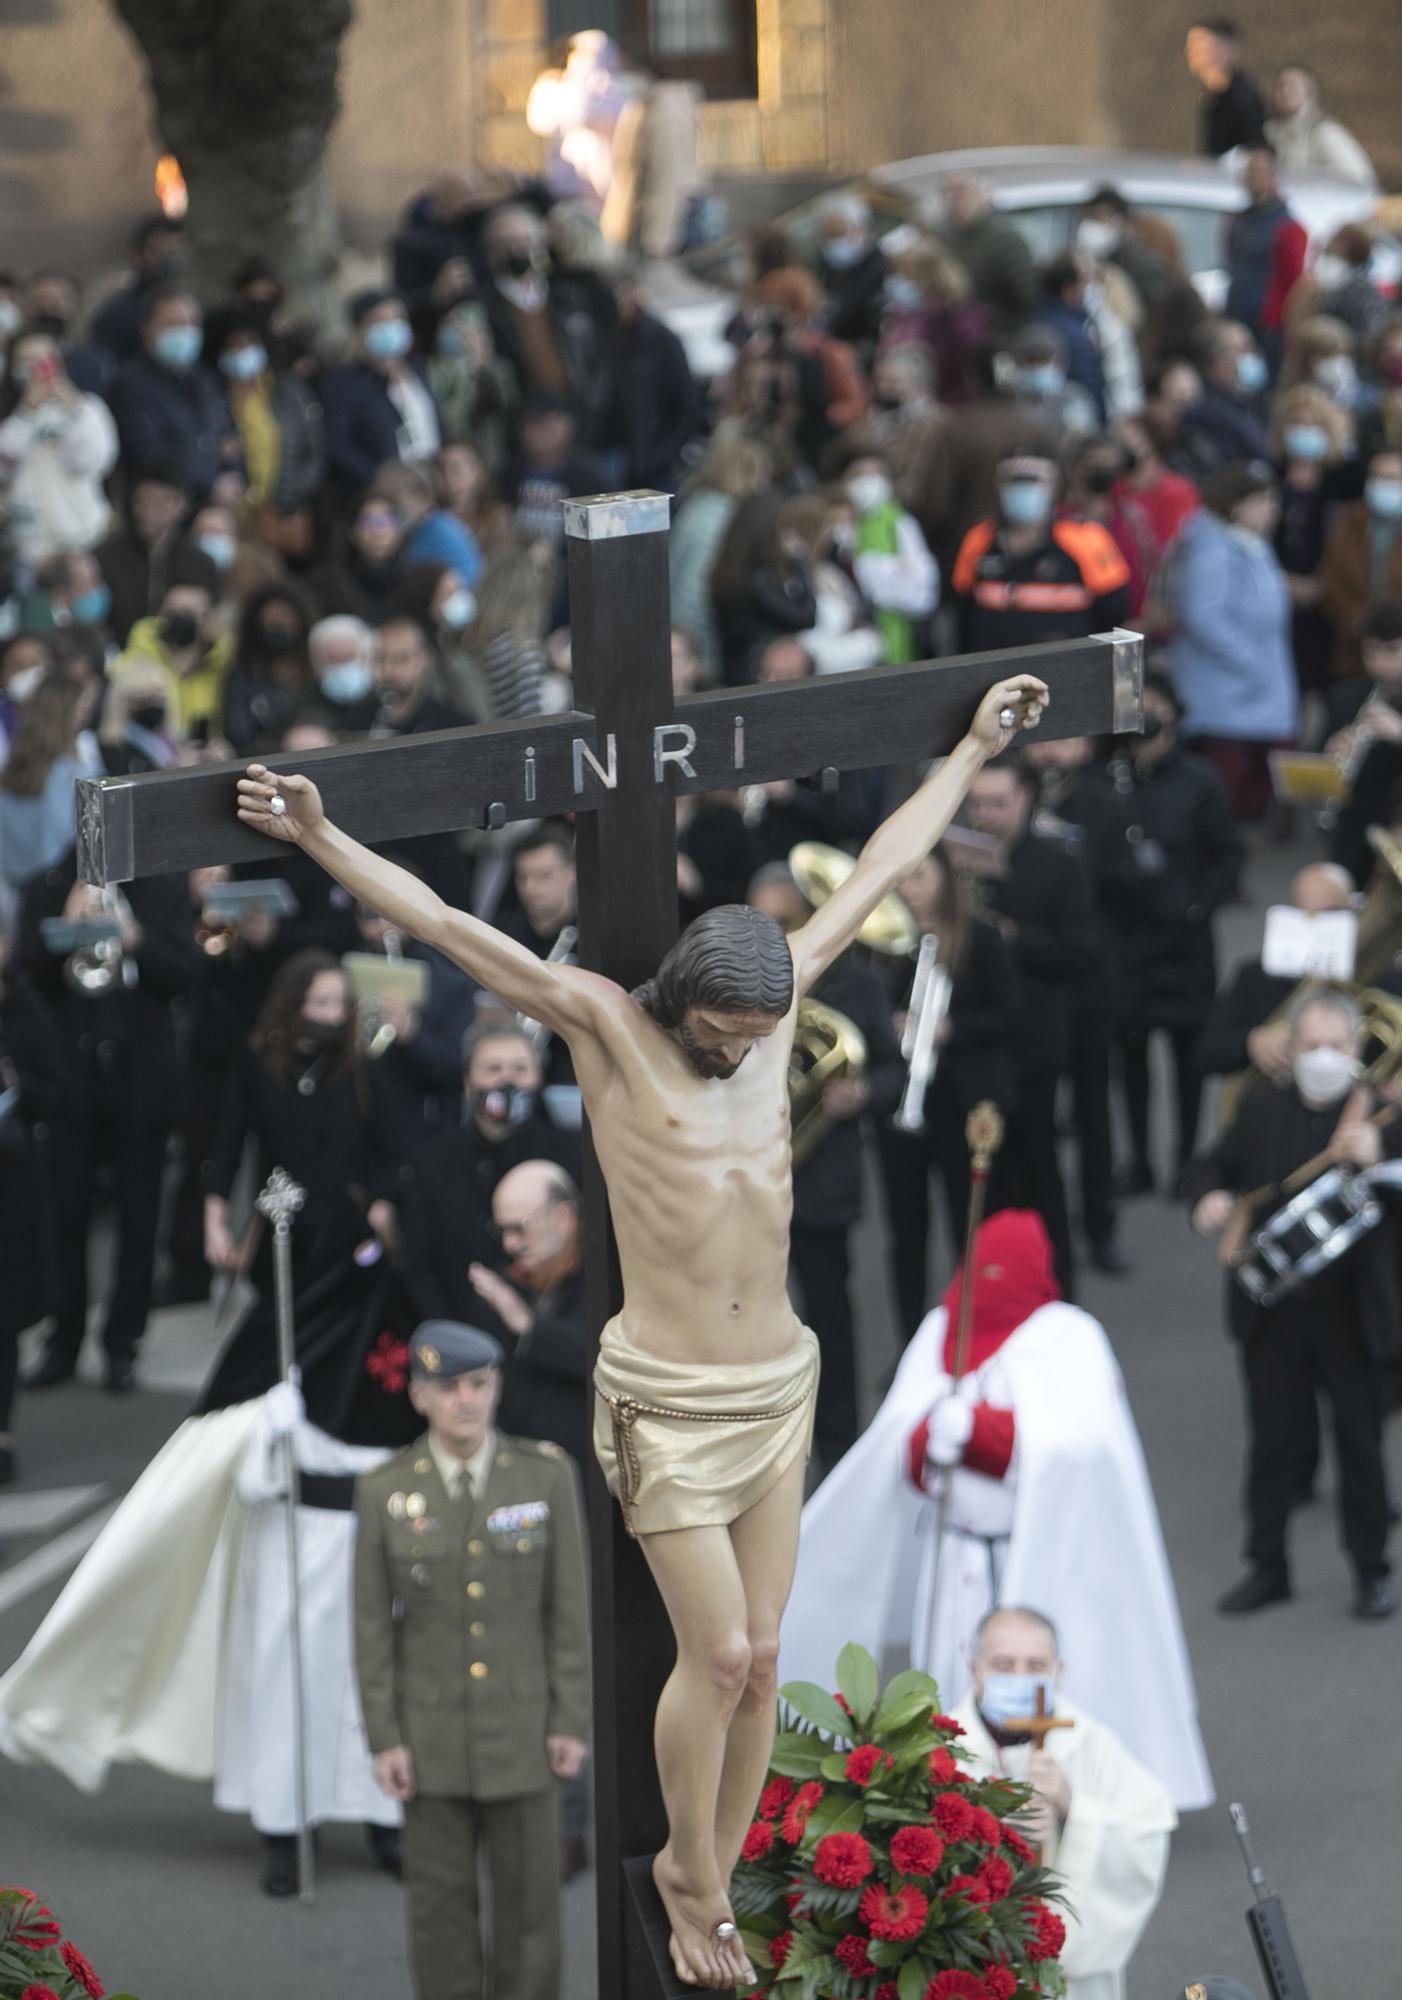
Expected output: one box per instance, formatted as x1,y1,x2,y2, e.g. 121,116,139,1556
676,1023,746,1080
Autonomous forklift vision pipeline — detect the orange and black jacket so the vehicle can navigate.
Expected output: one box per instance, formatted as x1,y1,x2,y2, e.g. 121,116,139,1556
950,516,1132,653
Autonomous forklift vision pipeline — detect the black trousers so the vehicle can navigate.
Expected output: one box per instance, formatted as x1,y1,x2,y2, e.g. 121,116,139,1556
1121,1024,1204,1178
166,1054,226,1278
51,1116,170,1364
1002,1071,1075,1300
1240,1301,1391,1581
789,1220,857,1468
1068,1008,1116,1246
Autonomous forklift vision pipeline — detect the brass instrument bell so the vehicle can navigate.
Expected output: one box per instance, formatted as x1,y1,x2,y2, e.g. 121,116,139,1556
789,842,918,956
789,999,868,1167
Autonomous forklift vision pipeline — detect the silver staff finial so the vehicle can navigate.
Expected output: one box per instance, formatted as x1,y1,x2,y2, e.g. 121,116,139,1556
257,1167,306,1226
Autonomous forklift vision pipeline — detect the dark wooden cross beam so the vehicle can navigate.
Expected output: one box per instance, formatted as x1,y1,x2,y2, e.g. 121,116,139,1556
75,491,1143,2000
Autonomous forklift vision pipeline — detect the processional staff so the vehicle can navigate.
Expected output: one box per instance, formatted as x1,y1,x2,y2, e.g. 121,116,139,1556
256,1166,313,1905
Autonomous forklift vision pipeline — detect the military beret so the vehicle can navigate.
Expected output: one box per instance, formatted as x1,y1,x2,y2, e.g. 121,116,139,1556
410,1320,504,1380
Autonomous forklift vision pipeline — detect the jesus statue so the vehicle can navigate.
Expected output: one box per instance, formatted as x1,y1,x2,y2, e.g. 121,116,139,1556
235,669,1049,1990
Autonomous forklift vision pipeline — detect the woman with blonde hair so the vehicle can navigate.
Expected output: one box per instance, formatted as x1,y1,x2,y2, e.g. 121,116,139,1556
0,674,85,888
879,238,990,403
1271,383,1354,701
1279,313,1364,411
668,421,773,677
98,661,181,775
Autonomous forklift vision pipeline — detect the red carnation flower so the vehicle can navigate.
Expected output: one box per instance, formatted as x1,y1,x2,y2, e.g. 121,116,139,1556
834,1934,879,1978
364,1331,411,1394
932,1790,974,1841
859,1881,929,1943
890,1824,945,1877
982,1967,1017,2000
1025,1903,1066,1963
977,1855,1014,1901
1001,1823,1036,1864
876,1986,900,2000
758,1777,795,1821
968,1806,1001,1848
930,1713,966,1736
60,1943,104,1999
785,1891,803,1912
943,1872,991,1905
779,1779,824,1844
928,1746,958,1785
741,1819,775,1863
923,1974,985,2000
845,1744,892,1786
813,1831,875,1887
20,1988,61,2000
13,1901,60,1951
768,1931,793,1970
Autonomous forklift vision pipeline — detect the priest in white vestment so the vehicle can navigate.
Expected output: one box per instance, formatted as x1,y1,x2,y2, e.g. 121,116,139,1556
781,1210,1214,1811
952,1605,1176,2000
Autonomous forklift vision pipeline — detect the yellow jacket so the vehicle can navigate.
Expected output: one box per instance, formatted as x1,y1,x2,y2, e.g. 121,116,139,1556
111,617,234,739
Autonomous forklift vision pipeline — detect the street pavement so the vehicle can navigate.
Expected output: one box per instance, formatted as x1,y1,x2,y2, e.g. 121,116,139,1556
4,827,1400,1999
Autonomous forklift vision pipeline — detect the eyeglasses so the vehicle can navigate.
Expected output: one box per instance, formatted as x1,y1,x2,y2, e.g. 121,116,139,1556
489,1199,557,1242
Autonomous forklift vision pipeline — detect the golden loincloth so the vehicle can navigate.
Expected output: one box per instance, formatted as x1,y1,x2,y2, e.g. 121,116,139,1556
593,1321,820,1536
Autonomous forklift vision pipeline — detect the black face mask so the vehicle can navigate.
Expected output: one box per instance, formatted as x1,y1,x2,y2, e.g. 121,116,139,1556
874,391,904,412
255,626,298,657
130,703,167,734
160,610,200,650
1140,714,1166,743
1084,465,1117,495
496,251,536,280
476,1085,536,1128
300,1017,345,1050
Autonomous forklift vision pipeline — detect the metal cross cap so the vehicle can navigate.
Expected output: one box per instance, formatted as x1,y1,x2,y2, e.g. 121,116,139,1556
256,1166,307,1228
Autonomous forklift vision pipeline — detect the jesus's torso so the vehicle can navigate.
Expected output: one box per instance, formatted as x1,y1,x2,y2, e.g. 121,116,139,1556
571,999,803,1365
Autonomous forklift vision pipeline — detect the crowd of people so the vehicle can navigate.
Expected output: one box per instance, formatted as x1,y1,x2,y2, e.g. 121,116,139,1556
0,16,1399,1996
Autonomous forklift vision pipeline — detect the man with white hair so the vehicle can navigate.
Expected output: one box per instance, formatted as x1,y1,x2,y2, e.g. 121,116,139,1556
940,172,1038,332
309,614,377,731
814,191,887,356
952,1605,1177,2000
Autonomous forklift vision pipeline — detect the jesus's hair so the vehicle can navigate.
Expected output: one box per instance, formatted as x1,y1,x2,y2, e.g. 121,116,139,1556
633,905,794,1029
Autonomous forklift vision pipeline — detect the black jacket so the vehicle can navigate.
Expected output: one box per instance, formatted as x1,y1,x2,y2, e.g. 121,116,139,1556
678,802,762,930
111,354,231,499
793,956,903,1228
1331,739,1402,888
1101,747,1244,1032
819,245,889,355
1183,1084,1402,1359
981,828,1096,1075
0,967,68,1338
95,530,200,648
18,856,198,1127
600,308,702,491
483,274,619,447
1034,766,1142,1018
321,360,441,507
1200,69,1267,157
496,1259,590,1472
1196,960,1296,1079
397,1110,583,1325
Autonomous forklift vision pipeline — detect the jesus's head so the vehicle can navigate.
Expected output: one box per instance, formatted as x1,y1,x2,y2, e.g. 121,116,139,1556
635,905,793,1080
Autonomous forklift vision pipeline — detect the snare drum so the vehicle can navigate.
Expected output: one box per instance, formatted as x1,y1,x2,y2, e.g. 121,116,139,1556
1236,1165,1383,1308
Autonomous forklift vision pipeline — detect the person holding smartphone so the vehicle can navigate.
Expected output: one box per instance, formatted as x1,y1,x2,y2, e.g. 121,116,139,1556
0,328,119,568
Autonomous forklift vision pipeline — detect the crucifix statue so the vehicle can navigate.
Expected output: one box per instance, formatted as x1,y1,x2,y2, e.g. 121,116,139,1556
76,490,1142,1999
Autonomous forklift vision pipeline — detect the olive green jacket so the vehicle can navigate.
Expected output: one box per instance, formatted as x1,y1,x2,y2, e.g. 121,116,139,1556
353,1429,591,1799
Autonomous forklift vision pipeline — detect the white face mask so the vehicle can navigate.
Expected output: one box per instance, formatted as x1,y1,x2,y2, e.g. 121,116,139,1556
1293,1045,1358,1104
1076,218,1121,260
846,472,893,516
1311,254,1349,293
0,300,21,341
5,665,45,704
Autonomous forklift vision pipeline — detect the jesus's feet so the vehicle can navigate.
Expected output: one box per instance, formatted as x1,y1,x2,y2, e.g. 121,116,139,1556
652,1847,755,1990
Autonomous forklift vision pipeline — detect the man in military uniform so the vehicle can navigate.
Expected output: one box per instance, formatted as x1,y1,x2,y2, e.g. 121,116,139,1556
354,1320,591,2000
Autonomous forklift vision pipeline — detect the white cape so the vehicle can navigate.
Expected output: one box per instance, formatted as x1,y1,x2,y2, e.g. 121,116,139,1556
780,1303,1214,1811
0,1398,395,1830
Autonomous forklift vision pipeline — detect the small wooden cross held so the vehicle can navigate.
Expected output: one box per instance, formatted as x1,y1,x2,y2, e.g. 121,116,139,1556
1001,1684,1076,1752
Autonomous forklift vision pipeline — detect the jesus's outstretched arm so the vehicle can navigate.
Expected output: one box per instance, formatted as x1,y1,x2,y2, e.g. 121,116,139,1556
236,764,613,1035
788,672,1048,997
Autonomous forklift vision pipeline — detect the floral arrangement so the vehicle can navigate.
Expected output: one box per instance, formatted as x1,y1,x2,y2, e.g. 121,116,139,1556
732,1646,1066,2000
0,1889,136,2000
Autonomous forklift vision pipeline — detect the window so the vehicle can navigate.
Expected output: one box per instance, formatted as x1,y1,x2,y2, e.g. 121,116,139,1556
622,0,756,99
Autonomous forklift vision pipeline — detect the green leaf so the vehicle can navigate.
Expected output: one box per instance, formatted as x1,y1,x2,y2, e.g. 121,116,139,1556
779,1681,852,1738
835,1642,879,1724
818,1753,849,1783
799,1796,866,1849
769,1732,829,1779
897,1954,931,2000
874,1668,942,1736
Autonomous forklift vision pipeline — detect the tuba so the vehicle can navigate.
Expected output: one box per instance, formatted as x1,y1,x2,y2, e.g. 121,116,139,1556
789,1000,868,1167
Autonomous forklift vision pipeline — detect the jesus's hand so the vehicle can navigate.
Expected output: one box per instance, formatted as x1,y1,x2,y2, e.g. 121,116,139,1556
237,764,325,844
969,676,1049,757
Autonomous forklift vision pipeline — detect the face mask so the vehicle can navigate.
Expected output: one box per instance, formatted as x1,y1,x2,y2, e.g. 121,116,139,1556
439,586,477,631
5,665,44,704
823,237,864,269
1139,713,1165,743
256,625,298,656
978,1672,1055,1731
477,1085,535,1128
0,301,21,341
1311,253,1349,292
1083,464,1117,495
153,324,202,371
364,318,412,361
999,479,1051,526
219,343,267,381
130,703,167,734
846,472,892,516
496,251,538,280
1076,218,1121,259
1236,352,1268,396
71,584,111,625
1292,1045,1357,1105
436,322,467,358
874,390,905,412
300,1017,345,1050
1082,279,1105,314
884,276,923,311
1366,477,1402,521
160,610,200,650
1020,363,1064,398
1314,355,1357,400
197,532,235,571
1285,424,1329,462
320,660,373,704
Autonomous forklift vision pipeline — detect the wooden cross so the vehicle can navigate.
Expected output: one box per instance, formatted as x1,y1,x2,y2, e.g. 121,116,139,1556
1001,1684,1076,1752
75,490,1142,2000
